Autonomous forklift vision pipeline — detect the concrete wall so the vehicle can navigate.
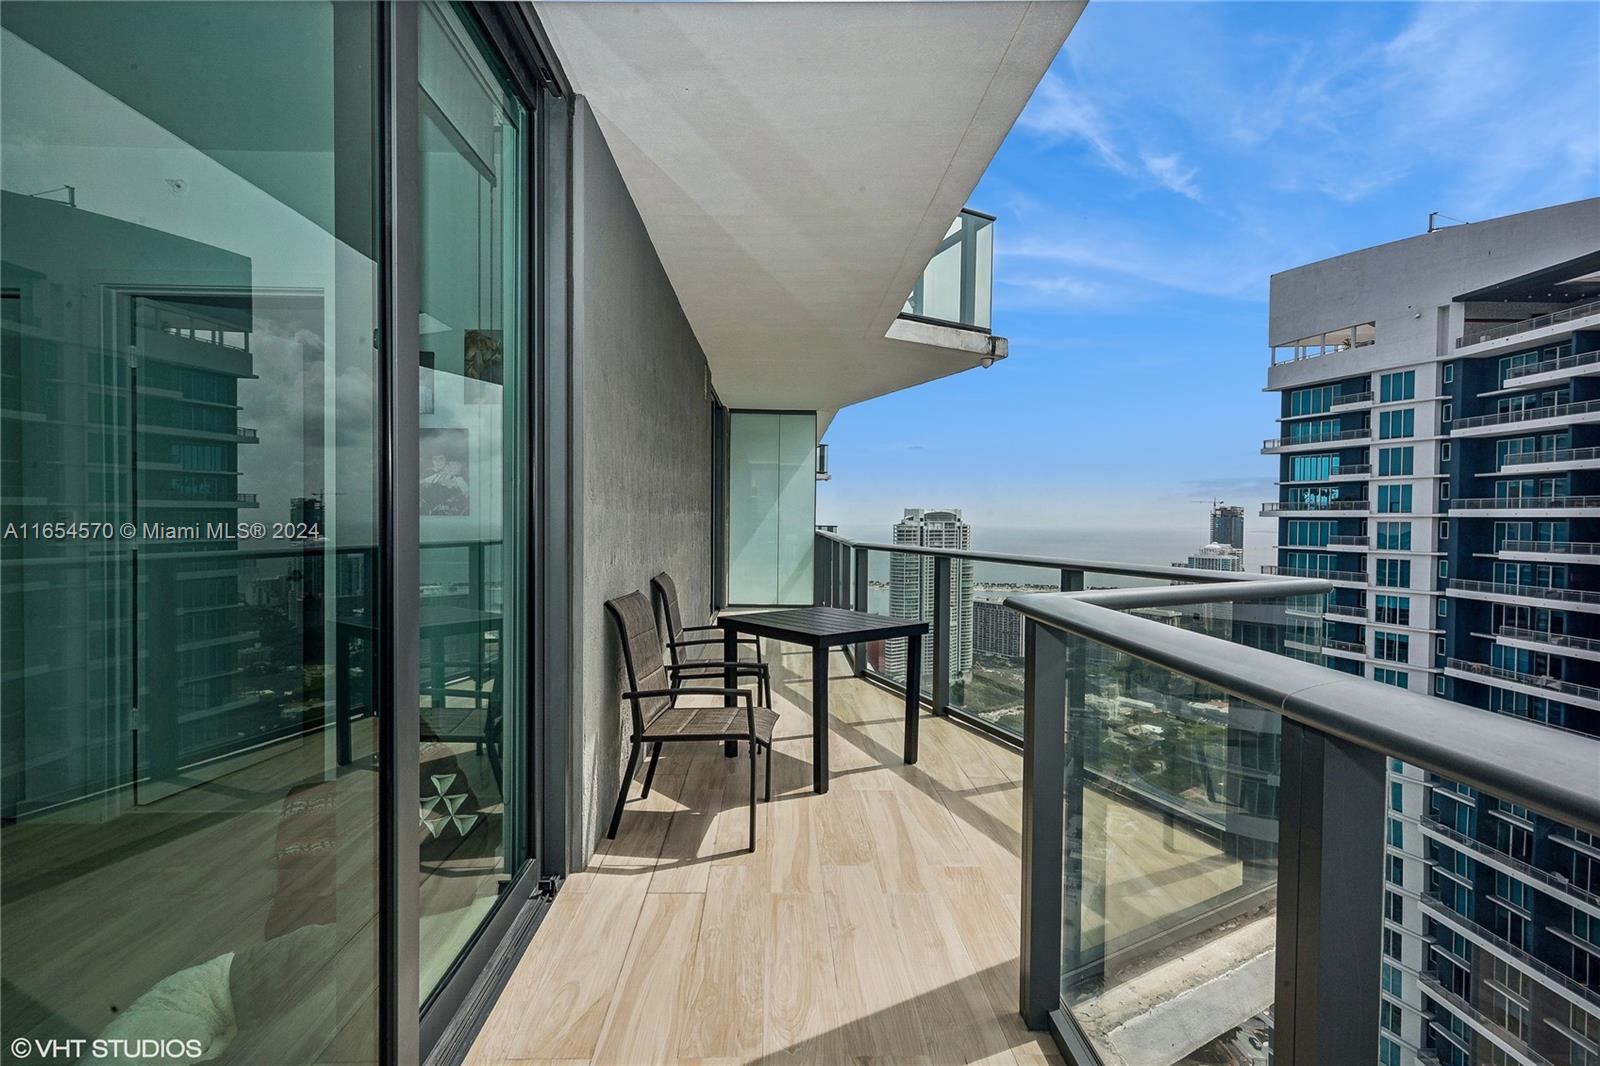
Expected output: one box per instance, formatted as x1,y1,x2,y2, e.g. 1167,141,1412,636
570,98,715,860
1267,197,1600,392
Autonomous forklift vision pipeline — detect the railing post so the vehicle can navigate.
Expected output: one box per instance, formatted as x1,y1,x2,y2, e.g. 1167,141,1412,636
1273,721,1386,1065
1019,618,1068,1030
853,548,870,676
932,555,951,714
1060,568,1084,593
814,532,829,606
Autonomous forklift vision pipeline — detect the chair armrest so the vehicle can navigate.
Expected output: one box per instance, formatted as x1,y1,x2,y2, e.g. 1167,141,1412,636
670,660,764,675
670,635,759,648
679,623,722,633
625,686,752,706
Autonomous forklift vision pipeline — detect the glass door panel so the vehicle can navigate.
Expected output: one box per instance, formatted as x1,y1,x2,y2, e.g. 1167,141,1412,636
1,2,382,1061
416,1,530,1000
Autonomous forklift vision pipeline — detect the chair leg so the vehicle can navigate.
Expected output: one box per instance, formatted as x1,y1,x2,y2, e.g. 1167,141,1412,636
747,736,758,852
641,742,663,797
764,739,772,802
607,740,641,839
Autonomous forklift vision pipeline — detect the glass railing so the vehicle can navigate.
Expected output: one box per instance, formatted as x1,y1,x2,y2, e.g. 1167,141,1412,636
901,209,994,331
808,531,1600,1065
1001,580,1600,1065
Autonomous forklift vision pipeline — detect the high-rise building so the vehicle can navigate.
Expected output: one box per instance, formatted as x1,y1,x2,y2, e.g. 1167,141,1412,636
887,508,974,681
1186,543,1245,572
973,598,1024,660
1211,502,1246,550
1264,198,1600,1066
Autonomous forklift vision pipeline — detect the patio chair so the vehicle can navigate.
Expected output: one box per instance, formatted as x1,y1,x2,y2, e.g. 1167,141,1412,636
604,590,778,851
649,571,771,704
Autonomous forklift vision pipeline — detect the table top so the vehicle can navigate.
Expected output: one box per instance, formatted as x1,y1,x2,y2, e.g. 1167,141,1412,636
717,605,928,646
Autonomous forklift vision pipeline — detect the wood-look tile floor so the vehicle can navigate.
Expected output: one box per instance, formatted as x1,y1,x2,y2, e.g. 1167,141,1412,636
467,645,1064,1066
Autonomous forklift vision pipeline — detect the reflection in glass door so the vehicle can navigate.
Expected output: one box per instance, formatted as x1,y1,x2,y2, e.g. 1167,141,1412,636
1,2,383,1062
415,1,530,999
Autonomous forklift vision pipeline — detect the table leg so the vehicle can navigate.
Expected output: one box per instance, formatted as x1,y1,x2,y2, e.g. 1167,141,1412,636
724,627,738,758
335,630,352,767
430,632,445,710
904,631,920,765
813,646,830,793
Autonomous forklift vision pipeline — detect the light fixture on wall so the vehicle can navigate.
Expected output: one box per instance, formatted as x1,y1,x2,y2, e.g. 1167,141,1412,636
816,443,831,481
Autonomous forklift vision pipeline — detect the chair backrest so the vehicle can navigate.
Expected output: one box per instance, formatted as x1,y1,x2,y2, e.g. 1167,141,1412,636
604,590,671,737
648,571,686,643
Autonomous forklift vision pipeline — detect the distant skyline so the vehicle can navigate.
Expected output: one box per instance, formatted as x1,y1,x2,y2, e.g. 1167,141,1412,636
817,1,1600,557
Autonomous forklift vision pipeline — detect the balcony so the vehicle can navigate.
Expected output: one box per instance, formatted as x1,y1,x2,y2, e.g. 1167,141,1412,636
1325,637,1366,656
899,209,995,333
1449,495,1600,516
1330,390,1374,408
1280,464,1370,485
1498,445,1600,473
467,535,1600,1066
1260,498,1370,516
1456,297,1600,348
1451,397,1600,436
1498,539,1600,563
1446,578,1600,612
1325,602,1369,620
1328,534,1370,547
1262,564,1368,585
1444,658,1600,711
1500,346,1600,388
1495,626,1600,662
1261,427,1370,452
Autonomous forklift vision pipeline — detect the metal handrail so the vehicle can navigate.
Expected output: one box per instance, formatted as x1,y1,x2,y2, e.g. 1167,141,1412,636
1328,535,1370,547
1450,496,1600,510
1263,564,1367,583
1498,446,1600,469
1458,298,1600,347
1499,540,1599,555
1445,658,1600,703
1262,499,1370,513
835,537,1254,585
1331,391,1374,406
1325,603,1368,619
1326,638,1366,653
1263,427,1371,448
1453,398,1600,431
1497,627,1600,655
1503,348,1600,382
1004,588,1600,835
1446,579,1600,606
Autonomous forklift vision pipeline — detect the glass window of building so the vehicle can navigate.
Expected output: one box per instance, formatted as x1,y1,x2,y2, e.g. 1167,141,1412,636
727,411,817,604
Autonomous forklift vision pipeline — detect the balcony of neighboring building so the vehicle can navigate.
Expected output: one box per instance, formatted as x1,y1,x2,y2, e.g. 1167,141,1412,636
1279,463,1371,485
1451,398,1600,438
1490,626,1600,664
1495,540,1600,564
1446,578,1600,614
1492,346,1600,391
1448,495,1600,518
1262,426,1372,452
1495,445,1600,474
1262,563,1368,586
1444,659,1600,713
1456,297,1600,356
1260,496,1371,517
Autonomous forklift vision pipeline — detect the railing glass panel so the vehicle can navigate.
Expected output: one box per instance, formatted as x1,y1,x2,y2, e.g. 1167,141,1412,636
901,210,995,331
949,560,1063,735
1061,599,1289,1062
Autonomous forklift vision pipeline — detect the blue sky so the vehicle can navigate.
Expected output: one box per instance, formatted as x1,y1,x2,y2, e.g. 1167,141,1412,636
818,1,1600,552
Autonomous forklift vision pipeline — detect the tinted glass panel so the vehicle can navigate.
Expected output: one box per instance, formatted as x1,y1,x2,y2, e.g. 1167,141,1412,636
2,3,381,1060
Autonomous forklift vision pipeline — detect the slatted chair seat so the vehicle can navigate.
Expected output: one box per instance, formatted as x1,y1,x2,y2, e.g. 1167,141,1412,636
605,589,777,851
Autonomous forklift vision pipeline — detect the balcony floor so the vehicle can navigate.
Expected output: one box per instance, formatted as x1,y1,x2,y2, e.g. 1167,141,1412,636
466,646,1064,1066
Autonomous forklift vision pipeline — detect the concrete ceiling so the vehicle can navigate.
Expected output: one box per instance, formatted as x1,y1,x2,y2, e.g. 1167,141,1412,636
536,1,1082,431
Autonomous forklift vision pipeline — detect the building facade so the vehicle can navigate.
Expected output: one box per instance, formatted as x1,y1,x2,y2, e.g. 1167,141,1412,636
1264,199,1600,1066
973,597,1025,660
887,507,975,682
1212,502,1246,550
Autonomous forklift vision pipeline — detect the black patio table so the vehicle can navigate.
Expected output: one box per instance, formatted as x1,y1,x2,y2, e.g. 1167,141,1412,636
717,606,929,794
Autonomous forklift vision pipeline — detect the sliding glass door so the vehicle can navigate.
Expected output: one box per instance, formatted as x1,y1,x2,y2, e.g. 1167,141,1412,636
415,1,532,1002
2,3,383,1061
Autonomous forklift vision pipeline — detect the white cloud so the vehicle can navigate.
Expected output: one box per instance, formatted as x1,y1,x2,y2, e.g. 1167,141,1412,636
1017,72,1204,200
